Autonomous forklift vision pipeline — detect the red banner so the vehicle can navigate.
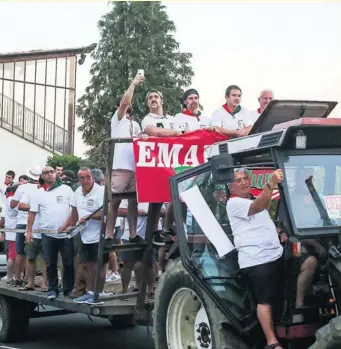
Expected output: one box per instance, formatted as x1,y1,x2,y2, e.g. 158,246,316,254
133,130,278,202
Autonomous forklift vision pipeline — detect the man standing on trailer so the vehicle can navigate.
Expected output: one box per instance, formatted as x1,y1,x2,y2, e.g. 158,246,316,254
211,85,254,137
0,170,15,208
10,166,41,287
250,89,274,123
27,166,74,300
67,168,108,305
226,168,284,349
106,73,146,245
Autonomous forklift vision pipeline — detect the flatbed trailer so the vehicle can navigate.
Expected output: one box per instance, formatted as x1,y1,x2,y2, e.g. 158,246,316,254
0,138,159,343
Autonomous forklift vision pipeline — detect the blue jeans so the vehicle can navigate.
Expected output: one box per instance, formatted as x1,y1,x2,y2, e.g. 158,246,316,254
42,236,74,294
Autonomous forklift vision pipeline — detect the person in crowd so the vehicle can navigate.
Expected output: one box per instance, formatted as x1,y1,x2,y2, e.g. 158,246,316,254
18,175,29,184
226,168,284,349
0,170,15,208
19,185,48,292
173,88,211,132
106,73,146,245
10,165,41,287
63,168,106,305
250,89,274,122
0,185,19,284
54,165,64,179
27,166,74,300
211,85,254,138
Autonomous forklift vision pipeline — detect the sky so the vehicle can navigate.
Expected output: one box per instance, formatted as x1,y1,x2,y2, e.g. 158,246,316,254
0,1,340,156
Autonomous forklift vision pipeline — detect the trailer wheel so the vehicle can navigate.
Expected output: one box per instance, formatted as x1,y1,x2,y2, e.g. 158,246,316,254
309,316,341,349
0,296,30,343
153,259,249,349
108,314,136,329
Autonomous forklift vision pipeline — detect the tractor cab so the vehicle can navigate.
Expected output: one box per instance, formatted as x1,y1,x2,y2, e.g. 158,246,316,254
169,100,341,348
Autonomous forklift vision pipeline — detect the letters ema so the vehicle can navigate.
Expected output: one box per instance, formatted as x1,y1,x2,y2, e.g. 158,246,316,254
136,141,203,169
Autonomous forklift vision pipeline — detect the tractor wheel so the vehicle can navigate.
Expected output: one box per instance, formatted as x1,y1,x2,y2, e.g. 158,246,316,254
309,316,341,349
153,258,249,349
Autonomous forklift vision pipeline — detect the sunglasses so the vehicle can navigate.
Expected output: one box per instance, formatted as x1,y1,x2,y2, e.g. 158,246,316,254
42,170,55,175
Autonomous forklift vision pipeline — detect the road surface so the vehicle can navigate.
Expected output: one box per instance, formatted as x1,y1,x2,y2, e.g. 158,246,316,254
0,313,155,349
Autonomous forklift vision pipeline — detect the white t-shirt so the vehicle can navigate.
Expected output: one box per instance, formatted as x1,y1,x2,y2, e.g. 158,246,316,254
1,197,18,241
20,188,44,239
122,202,162,240
0,183,10,209
30,184,74,239
173,112,211,132
12,183,39,225
212,106,254,131
141,113,174,131
71,183,104,244
111,111,142,171
226,197,283,269
250,109,261,123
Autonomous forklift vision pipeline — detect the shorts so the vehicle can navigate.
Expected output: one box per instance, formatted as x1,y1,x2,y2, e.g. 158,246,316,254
73,233,82,256
242,257,283,306
15,224,27,255
111,169,136,193
120,239,156,263
25,238,43,260
79,241,109,265
6,241,16,260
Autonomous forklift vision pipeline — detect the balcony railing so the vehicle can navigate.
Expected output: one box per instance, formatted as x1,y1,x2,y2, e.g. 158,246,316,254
0,93,70,154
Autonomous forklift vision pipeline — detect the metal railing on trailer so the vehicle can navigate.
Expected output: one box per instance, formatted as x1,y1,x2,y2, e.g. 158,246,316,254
92,137,159,321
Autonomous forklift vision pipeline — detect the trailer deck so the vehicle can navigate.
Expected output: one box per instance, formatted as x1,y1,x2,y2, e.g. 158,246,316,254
0,282,137,317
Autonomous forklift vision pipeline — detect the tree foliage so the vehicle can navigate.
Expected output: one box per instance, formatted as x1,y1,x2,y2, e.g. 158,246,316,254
77,1,194,150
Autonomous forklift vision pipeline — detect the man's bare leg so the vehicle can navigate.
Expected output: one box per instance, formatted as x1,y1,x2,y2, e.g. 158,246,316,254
257,304,283,348
121,261,134,293
127,199,138,240
41,261,48,290
14,254,25,282
163,203,174,232
25,259,36,288
85,262,106,293
296,256,318,308
6,259,15,281
107,199,122,238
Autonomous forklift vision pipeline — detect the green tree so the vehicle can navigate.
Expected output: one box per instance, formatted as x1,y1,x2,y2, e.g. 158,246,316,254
77,1,194,150
47,154,82,174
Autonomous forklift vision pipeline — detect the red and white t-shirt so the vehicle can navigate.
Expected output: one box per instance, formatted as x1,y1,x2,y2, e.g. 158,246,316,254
212,104,254,130
173,109,211,132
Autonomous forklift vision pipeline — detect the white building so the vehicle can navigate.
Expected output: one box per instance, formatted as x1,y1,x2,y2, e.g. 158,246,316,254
0,45,95,207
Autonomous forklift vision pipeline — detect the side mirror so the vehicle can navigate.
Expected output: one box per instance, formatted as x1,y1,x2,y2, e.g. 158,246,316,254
211,154,234,184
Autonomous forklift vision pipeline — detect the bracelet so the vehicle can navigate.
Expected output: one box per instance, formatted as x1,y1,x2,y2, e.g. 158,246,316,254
266,182,274,190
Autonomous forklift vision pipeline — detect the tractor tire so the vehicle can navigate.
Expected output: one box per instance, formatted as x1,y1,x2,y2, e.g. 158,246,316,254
153,258,249,349
0,295,30,343
309,316,341,349
108,314,136,329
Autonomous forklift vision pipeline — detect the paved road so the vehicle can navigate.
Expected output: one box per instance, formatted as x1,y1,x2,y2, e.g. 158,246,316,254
0,313,155,349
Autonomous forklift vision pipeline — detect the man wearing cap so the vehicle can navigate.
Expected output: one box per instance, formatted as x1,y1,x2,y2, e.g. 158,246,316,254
212,85,254,138
141,90,180,136
10,165,41,287
173,89,211,132
27,166,74,299
106,73,146,245
250,89,274,123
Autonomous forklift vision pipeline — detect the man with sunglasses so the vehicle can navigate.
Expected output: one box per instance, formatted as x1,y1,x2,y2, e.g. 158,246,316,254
27,166,74,299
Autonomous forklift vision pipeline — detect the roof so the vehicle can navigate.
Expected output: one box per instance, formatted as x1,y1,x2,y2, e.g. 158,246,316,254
0,43,97,63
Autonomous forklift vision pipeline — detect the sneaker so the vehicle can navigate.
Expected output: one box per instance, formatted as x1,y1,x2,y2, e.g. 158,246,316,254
152,230,166,246
1,275,8,281
129,235,147,245
100,291,114,298
105,272,113,282
13,279,23,287
73,292,92,304
47,290,57,300
85,297,104,305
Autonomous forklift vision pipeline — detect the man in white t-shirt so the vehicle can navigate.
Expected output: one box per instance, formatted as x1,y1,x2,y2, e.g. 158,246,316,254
19,186,48,292
107,73,146,246
27,166,74,300
173,89,211,132
250,89,274,123
212,85,254,138
226,168,284,349
0,185,19,284
10,165,41,287
141,89,180,137
0,170,15,209
66,168,107,305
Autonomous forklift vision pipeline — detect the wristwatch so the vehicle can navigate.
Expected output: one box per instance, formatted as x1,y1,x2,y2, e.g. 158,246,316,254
266,182,274,190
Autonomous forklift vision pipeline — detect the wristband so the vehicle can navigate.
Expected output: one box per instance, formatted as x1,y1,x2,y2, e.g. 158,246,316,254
266,182,274,190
